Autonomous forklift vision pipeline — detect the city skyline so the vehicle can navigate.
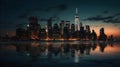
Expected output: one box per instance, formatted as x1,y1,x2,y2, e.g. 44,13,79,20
14,16,110,41
0,0,120,37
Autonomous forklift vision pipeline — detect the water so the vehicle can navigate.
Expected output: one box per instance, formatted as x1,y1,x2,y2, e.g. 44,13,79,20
0,41,120,67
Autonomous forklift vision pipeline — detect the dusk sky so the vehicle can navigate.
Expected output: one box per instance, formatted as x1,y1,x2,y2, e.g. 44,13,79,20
0,0,120,37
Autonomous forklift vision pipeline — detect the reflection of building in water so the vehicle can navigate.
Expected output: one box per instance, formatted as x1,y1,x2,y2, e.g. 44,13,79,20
99,42,107,52
74,50,80,63
14,42,112,63
62,44,70,58
85,44,91,55
91,42,97,51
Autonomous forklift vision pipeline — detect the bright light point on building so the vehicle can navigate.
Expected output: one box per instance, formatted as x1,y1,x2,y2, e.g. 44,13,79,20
27,24,29,27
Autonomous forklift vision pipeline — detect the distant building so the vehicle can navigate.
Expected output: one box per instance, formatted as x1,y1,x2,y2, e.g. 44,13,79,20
60,20,65,37
80,22,82,28
53,23,60,39
63,26,70,40
85,25,91,40
14,8,111,41
16,27,27,40
91,30,97,40
71,24,75,38
27,17,40,40
75,8,80,31
108,35,113,41
98,28,107,41
66,21,71,30
39,29,47,39
79,26,85,39
47,18,53,39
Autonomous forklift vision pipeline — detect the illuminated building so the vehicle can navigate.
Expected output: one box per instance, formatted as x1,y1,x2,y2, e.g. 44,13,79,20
74,8,80,31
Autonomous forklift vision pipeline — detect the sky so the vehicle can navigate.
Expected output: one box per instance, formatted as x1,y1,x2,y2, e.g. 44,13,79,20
0,0,120,37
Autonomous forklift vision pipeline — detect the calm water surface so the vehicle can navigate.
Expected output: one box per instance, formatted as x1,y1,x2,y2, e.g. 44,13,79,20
0,41,120,67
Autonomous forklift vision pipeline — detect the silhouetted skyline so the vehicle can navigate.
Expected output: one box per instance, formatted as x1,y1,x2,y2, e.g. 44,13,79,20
0,0,120,37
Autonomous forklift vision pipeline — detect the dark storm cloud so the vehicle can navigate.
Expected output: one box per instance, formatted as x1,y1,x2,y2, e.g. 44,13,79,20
84,13,120,23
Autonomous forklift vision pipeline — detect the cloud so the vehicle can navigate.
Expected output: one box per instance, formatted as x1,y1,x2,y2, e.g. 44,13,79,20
18,4,68,19
39,16,60,22
84,13,120,23
102,10,109,14
46,4,67,11
16,22,27,28
18,12,29,19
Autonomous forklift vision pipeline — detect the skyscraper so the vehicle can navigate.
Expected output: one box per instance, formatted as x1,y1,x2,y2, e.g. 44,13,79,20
71,24,75,33
66,21,70,30
75,8,80,31
28,17,40,40
47,18,53,38
98,28,107,41
60,20,65,36
71,24,75,38
85,25,91,39
53,23,60,39
86,25,91,33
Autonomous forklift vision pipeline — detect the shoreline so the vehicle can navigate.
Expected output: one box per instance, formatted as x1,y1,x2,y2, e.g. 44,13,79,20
0,40,119,44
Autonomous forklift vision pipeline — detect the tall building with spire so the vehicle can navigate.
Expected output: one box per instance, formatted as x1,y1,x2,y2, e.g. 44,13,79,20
74,8,80,31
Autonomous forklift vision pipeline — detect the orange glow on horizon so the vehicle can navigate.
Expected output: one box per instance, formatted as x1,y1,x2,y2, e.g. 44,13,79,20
91,25,120,37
